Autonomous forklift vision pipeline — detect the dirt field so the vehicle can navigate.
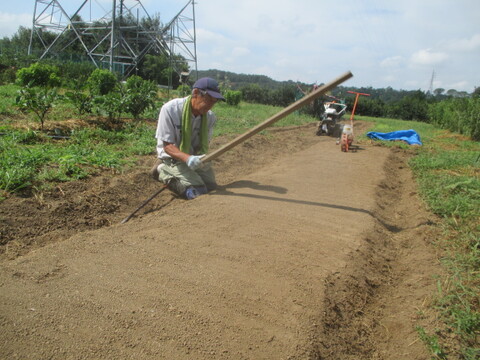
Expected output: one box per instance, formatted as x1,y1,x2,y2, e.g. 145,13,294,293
0,121,443,359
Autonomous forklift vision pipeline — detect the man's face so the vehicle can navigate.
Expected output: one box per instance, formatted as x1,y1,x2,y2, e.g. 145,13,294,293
191,89,218,115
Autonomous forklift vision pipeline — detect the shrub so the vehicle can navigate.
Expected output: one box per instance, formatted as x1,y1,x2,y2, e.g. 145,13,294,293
270,86,295,107
15,86,59,130
86,69,118,96
428,98,480,141
16,63,61,88
58,61,96,89
387,91,429,121
224,90,242,106
64,89,93,115
92,92,124,123
0,67,17,85
176,84,191,97
123,75,158,119
241,83,268,104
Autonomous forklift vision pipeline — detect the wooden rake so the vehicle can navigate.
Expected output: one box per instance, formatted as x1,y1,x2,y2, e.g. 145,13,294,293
121,71,353,223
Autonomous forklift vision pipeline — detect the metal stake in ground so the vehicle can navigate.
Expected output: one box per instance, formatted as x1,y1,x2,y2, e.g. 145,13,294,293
120,184,168,224
121,71,354,223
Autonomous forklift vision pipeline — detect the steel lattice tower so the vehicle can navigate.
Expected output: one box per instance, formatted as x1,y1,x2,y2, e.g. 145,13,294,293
28,0,197,82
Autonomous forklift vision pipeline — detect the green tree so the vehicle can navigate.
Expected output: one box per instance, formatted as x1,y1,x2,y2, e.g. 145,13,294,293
7,26,32,55
354,98,385,117
0,31,37,70
241,84,268,104
58,62,96,89
138,54,187,87
270,86,296,107
434,88,445,97
139,54,170,85
472,87,480,98
389,90,429,121
447,89,459,97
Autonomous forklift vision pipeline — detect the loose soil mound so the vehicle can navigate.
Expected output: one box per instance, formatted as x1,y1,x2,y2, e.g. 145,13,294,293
0,121,442,359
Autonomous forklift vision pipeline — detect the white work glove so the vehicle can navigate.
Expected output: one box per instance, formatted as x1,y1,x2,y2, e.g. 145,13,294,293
186,155,205,170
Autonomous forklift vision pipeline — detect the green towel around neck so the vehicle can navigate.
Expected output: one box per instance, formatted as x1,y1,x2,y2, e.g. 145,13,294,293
180,95,209,154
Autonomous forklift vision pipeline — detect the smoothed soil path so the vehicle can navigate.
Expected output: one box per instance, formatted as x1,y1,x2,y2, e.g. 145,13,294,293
0,122,442,359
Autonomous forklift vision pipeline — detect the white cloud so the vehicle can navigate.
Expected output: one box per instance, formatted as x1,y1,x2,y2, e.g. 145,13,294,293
444,33,480,52
195,28,227,44
380,56,404,68
383,75,396,82
405,80,421,88
410,49,449,66
0,12,31,38
232,47,250,57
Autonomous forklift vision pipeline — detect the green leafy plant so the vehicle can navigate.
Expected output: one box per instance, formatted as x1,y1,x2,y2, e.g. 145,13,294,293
86,69,118,96
92,92,124,124
64,87,93,115
176,84,191,97
416,326,447,359
428,97,480,141
0,84,21,116
16,62,61,88
58,61,96,89
224,90,242,106
0,66,17,85
123,75,158,119
15,86,59,130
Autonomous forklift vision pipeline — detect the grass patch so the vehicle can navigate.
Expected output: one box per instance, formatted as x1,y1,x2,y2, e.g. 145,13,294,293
0,84,21,117
416,326,448,359
411,147,479,222
0,100,317,195
0,122,156,193
213,101,316,136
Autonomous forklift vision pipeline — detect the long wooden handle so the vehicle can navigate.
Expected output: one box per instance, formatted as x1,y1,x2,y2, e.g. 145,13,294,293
202,71,353,163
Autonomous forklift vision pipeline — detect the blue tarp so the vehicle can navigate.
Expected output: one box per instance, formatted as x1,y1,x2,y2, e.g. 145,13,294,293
366,129,422,145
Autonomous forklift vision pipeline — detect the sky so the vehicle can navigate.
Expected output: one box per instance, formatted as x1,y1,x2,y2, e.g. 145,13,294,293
1,0,479,92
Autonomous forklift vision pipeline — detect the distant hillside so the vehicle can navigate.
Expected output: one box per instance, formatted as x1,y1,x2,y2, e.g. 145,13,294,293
193,69,439,104
193,69,300,90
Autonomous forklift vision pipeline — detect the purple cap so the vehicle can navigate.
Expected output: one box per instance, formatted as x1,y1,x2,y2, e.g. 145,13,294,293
193,77,225,101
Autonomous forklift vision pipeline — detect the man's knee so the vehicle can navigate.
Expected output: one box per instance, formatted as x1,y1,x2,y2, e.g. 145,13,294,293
150,158,163,180
165,177,187,196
